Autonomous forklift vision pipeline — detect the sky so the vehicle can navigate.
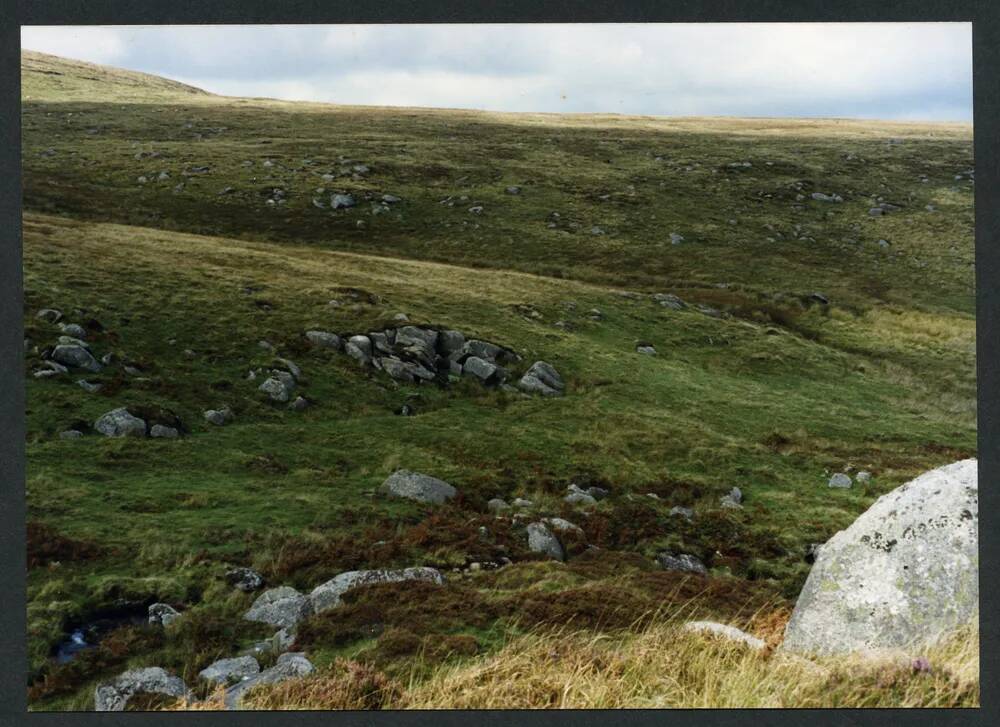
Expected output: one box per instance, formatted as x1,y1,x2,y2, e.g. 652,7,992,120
21,23,973,121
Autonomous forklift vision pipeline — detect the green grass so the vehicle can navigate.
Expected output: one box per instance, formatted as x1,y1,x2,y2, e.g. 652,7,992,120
21,51,975,709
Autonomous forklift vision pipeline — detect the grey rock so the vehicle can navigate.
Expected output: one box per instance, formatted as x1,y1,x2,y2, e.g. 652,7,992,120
305,329,342,350
289,396,310,412
259,376,294,403
58,335,90,349
60,323,87,338
527,522,565,561
856,471,872,484
505,186,521,194
512,498,533,509
636,345,657,356
94,667,188,711
463,339,503,362
517,360,565,397
380,357,416,383
42,360,69,374
487,498,511,514
59,429,84,440
868,207,884,217
148,603,181,627
310,567,444,613
437,330,466,357
52,344,101,373
273,358,301,381
782,459,978,656
669,232,685,245
224,653,314,710
204,407,234,426
462,356,500,383
94,408,146,438
543,517,583,535
369,331,395,355
657,552,708,575
33,369,60,379
811,192,844,203
396,326,438,350
199,656,260,685
77,380,102,394
243,586,312,630
36,308,62,323
828,473,853,489
150,424,179,439
683,621,766,649
382,194,402,203
564,492,598,507
379,469,457,504
226,567,265,592
653,293,687,310
330,193,356,209
345,335,373,365
669,506,694,520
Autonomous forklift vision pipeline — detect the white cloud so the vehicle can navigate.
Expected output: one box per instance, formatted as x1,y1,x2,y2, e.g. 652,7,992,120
20,23,972,121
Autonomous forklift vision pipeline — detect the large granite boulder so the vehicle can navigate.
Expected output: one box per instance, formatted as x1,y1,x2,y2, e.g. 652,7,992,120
378,469,457,504
781,459,978,656
199,656,260,685
526,522,565,561
94,667,188,711
309,567,445,613
52,344,101,372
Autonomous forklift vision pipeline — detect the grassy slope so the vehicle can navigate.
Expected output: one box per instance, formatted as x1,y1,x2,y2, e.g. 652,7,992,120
21,52,976,709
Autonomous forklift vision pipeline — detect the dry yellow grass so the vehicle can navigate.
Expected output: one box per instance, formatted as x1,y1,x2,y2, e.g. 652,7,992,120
168,618,977,710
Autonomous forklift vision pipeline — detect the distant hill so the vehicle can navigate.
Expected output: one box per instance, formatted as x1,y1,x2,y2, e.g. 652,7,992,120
21,50,212,102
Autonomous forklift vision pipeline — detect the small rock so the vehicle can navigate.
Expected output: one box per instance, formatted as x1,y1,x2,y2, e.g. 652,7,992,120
204,407,234,426
517,360,565,397
564,492,597,507
59,323,87,338
512,498,533,509
226,567,265,592
59,429,84,440
51,344,101,373
828,473,853,489
487,498,511,514
636,345,657,356
148,603,181,627
330,193,356,209
669,506,694,520
94,667,188,712
379,469,457,504
243,586,312,630
305,331,342,350
309,567,444,613
259,376,294,403
150,424,179,439
669,232,685,245
526,522,565,561
856,471,872,484
543,517,583,535
345,335,373,365
683,621,766,649
36,308,62,323
77,380,102,394
199,656,260,685
94,408,146,438
657,552,707,575
289,396,309,412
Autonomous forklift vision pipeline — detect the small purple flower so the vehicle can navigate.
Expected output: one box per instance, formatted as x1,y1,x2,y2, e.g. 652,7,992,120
911,656,932,674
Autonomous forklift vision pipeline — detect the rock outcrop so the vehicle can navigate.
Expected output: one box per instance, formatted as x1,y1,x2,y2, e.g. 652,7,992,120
94,667,188,711
378,469,457,504
309,567,444,613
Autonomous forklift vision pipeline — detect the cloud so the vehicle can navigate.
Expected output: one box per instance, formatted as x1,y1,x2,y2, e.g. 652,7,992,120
20,23,972,121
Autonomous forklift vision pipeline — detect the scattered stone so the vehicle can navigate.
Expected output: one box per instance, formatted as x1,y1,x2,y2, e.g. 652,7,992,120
382,194,402,204
517,360,565,397
669,232,685,245
330,193,356,209
223,653,314,710
782,459,978,656
204,407,234,426
543,517,583,535
487,498,511,514
468,205,484,214
669,506,694,520
150,424,179,439
94,667,188,712
809,293,829,305
59,430,84,440
60,323,87,338
526,522,565,561
199,656,260,685
148,603,181,627
259,376,294,403
828,472,853,489
36,308,62,323
289,396,310,412
77,380,102,394
309,567,444,613
305,331,342,350
51,344,101,373
505,186,521,195
657,552,708,575
564,491,598,507
512,498,533,509
243,586,313,630
463,356,502,383
636,345,657,356
683,621,766,649
811,192,844,203
226,567,265,592
868,207,884,217
94,408,146,438
653,293,686,310
856,471,872,484
345,335,373,365
379,469,457,504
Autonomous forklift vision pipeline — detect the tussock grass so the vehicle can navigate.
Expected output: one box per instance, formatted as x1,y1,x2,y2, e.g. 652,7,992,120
172,619,977,710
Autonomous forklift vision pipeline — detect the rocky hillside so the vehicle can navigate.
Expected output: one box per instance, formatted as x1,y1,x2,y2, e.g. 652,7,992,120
22,52,976,710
